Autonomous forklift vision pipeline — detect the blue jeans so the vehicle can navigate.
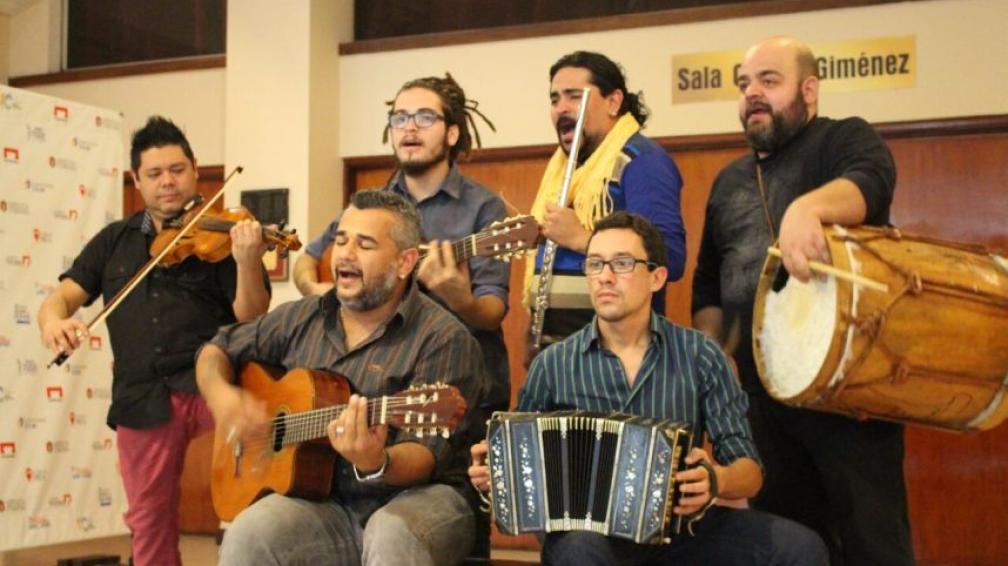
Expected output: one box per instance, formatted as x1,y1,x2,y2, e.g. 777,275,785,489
541,506,828,566
219,484,474,565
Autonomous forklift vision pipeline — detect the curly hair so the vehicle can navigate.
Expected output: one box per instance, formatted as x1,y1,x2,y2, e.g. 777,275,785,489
550,51,650,127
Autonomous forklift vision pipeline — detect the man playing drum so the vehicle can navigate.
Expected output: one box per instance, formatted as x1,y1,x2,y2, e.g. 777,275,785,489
691,36,914,564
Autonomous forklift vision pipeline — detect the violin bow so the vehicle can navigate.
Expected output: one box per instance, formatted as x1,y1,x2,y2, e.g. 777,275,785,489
48,166,244,368
529,88,591,351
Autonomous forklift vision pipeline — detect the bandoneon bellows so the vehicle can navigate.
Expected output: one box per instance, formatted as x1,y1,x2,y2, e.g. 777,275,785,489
486,411,693,544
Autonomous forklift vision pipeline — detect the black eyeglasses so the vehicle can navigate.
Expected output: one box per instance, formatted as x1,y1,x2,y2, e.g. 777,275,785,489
583,256,657,276
388,110,445,129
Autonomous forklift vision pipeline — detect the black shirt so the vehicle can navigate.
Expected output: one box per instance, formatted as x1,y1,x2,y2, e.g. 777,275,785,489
61,211,270,429
691,116,895,391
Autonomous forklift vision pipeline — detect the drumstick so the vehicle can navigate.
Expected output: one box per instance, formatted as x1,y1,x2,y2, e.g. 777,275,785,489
767,247,889,293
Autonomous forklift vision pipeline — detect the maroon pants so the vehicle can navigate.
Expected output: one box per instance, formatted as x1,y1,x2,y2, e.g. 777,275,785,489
116,391,214,566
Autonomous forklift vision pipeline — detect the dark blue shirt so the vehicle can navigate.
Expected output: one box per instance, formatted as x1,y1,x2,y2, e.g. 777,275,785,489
517,313,759,467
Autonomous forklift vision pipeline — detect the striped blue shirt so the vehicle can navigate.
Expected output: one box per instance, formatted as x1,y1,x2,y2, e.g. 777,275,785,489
517,313,760,467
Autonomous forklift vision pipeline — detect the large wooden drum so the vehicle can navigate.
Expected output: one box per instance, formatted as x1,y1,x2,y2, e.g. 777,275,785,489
753,225,1008,432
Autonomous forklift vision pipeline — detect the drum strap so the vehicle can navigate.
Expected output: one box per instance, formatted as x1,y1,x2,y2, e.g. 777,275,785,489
755,164,777,240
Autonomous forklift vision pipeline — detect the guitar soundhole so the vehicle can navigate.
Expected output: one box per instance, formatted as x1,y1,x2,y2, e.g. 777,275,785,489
272,412,287,452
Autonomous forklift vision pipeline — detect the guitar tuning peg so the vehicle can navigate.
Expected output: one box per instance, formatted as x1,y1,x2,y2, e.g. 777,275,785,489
415,430,424,439
441,428,450,439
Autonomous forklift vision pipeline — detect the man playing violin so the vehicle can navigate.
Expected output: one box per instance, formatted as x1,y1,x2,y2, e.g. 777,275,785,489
197,190,487,565
37,116,271,566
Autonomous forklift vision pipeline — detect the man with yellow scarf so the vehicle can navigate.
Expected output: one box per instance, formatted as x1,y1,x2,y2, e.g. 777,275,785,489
524,51,686,360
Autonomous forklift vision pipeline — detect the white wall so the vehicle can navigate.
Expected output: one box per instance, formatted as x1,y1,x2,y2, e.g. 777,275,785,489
0,13,9,82
338,0,1008,157
7,0,58,77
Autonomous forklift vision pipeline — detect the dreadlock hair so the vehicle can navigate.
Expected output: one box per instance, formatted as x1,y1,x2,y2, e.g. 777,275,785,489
549,51,650,127
382,72,495,164
130,116,195,172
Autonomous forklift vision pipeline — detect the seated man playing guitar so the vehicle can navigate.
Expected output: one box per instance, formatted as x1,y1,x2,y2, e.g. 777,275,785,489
196,190,487,566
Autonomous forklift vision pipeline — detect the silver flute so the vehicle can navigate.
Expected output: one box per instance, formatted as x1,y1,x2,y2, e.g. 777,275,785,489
530,87,591,350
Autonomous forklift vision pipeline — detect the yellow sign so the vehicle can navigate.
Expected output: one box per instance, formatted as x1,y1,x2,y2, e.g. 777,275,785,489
671,36,916,104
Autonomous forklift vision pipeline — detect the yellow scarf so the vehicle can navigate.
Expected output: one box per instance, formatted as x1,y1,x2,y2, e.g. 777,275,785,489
522,113,641,308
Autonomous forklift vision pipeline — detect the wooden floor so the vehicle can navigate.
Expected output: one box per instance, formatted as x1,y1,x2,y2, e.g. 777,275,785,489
0,534,540,565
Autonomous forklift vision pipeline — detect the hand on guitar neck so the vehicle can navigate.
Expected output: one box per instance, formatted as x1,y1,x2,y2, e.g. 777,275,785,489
325,393,388,474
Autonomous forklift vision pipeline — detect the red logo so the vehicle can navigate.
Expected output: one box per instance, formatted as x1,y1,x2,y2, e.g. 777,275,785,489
32,228,40,242
103,438,113,449
1,201,6,212
69,412,76,425
0,442,14,457
89,336,102,350
25,468,32,482
78,184,87,196
3,147,18,163
53,106,69,120
45,441,54,453
48,156,55,168
68,209,79,221
22,255,31,267
0,500,5,512
63,493,72,505
85,388,93,399
45,386,64,401
95,116,102,127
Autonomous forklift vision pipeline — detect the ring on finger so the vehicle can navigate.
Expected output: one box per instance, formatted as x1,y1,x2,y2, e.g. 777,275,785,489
335,426,345,435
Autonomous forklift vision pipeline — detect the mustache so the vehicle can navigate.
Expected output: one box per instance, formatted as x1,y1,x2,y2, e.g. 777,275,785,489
555,116,577,134
745,101,772,119
335,262,362,276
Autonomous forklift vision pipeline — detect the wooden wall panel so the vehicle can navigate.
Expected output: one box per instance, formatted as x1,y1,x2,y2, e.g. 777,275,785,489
347,116,1008,563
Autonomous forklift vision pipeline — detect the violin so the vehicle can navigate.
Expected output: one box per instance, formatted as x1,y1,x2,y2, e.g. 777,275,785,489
150,197,302,265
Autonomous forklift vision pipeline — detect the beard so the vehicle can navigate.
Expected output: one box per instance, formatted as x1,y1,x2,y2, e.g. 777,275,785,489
396,138,450,175
556,115,601,164
336,264,399,312
742,87,809,154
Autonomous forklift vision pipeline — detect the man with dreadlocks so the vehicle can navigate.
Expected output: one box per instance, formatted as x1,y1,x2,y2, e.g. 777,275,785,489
294,72,508,413
524,51,686,361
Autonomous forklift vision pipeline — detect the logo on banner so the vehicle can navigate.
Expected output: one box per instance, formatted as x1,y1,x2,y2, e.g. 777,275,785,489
25,178,53,193
45,440,70,453
89,336,103,350
28,515,51,530
25,124,46,143
25,467,49,482
0,335,9,347
73,137,97,151
65,363,87,377
77,516,96,531
1,91,22,111
1,200,30,214
0,386,12,401
35,282,55,296
54,209,80,222
92,438,114,451
33,228,54,242
95,115,122,130
97,166,120,178
72,466,93,479
49,155,77,171
53,105,69,121
14,304,31,324
48,493,72,507
7,255,32,268
3,147,19,163
86,387,112,400
17,416,45,430
1,498,27,512
46,385,64,401
18,359,38,376
0,442,15,458
98,488,113,506
68,411,88,425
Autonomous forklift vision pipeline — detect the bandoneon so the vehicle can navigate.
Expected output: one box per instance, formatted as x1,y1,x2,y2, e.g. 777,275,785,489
486,411,693,544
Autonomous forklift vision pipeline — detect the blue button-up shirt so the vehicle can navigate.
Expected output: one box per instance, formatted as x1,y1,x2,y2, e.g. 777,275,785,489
517,313,760,467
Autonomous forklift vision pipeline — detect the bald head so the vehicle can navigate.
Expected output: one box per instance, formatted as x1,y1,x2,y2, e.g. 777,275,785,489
737,37,820,155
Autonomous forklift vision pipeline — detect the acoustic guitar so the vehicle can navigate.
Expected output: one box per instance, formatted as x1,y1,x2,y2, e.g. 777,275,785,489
318,214,540,282
210,362,467,521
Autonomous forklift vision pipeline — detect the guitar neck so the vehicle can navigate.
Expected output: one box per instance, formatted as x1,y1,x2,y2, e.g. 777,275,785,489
277,399,387,447
418,237,476,263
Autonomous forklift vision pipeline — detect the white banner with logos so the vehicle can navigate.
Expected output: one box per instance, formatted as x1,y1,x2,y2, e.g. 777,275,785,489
0,86,128,550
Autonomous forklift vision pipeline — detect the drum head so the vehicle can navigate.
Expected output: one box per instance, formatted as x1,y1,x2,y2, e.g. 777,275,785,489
754,260,837,400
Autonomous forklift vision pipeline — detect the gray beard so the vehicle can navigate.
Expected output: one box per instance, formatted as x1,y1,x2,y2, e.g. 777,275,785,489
338,269,398,312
